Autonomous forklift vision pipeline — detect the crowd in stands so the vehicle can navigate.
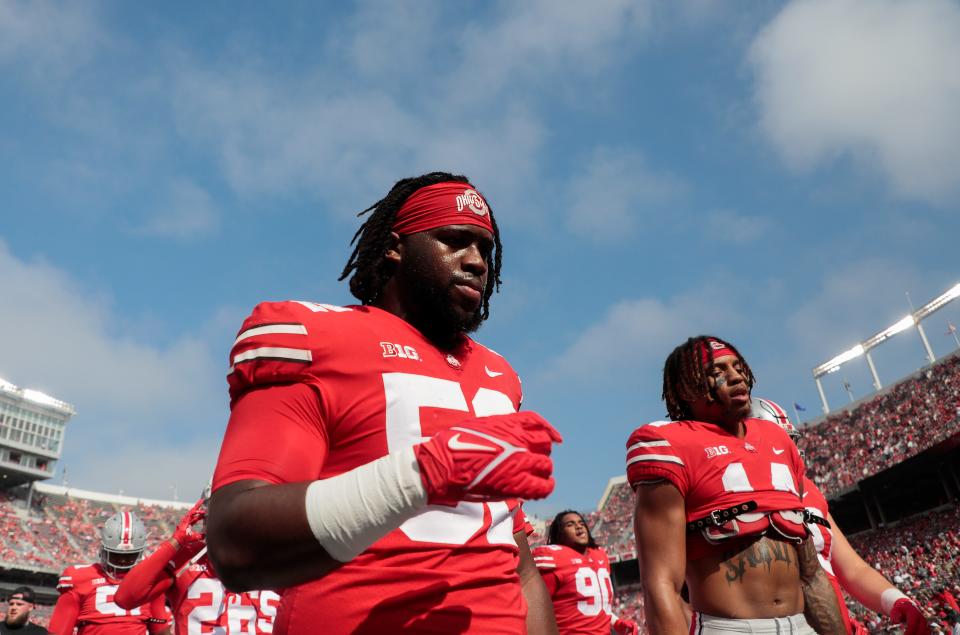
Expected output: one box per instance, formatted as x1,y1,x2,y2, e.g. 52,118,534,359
0,488,183,573
799,354,960,497
587,481,635,557
844,504,960,633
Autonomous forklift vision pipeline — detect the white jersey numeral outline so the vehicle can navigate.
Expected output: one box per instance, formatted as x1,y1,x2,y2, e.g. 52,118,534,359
382,372,517,545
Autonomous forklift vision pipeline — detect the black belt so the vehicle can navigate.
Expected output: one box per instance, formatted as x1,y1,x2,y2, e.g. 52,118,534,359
687,501,758,532
803,510,831,529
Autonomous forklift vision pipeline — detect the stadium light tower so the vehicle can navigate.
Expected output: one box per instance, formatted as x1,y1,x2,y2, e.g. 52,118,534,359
811,282,960,414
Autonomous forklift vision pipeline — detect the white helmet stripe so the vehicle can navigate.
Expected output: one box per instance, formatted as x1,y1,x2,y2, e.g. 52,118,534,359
121,511,132,547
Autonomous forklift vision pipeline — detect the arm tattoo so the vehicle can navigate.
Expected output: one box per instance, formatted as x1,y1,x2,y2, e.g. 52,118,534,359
721,538,793,585
797,538,846,635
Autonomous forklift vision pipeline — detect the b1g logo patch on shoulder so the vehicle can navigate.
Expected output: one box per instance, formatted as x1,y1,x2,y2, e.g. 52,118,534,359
381,342,421,361
705,445,730,459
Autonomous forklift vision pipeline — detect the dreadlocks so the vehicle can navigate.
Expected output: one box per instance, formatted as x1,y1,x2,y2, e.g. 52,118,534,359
338,171,503,321
661,335,755,421
547,510,598,549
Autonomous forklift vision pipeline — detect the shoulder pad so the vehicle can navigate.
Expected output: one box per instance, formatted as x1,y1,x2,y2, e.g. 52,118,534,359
227,301,354,402
531,547,561,570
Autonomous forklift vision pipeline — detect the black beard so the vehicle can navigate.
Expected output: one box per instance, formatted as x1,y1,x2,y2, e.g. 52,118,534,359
409,281,483,348
6,614,28,627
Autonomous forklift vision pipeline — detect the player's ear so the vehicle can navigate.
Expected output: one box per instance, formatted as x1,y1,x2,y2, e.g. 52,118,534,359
384,232,402,267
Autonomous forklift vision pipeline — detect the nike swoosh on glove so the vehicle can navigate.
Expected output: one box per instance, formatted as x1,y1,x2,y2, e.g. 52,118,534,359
173,498,207,553
613,617,639,635
890,598,931,635
414,411,562,506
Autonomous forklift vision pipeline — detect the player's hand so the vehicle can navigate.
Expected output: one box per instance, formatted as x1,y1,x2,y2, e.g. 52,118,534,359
172,499,206,552
414,411,562,506
890,597,931,635
613,617,639,635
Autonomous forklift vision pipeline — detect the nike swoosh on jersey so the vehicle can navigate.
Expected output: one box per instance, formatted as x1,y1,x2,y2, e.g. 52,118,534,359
448,433,497,452
772,448,785,454
485,366,503,377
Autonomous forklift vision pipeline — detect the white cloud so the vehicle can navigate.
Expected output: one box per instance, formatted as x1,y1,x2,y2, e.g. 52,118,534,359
0,239,225,499
786,259,930,355
539,286,742,384
702,209,773,245
450,0,652,105
136,180,220,240
750,0,960,204
565,147,686,241
0,1,102,78
339,0,440,78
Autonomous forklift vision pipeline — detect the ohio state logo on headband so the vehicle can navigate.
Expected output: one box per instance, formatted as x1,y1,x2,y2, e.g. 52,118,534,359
456,188,488,217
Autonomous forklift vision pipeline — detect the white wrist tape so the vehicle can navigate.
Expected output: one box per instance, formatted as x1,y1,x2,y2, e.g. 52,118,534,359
881,588,909,616
304,446,427,562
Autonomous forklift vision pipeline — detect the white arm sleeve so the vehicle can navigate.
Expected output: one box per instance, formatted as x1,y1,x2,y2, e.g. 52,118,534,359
304,447,427,562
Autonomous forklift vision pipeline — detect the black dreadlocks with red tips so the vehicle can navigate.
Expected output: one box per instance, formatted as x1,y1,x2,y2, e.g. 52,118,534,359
661,335,755,421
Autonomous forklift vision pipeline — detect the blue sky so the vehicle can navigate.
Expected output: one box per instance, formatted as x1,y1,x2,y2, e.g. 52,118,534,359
2,0,959,517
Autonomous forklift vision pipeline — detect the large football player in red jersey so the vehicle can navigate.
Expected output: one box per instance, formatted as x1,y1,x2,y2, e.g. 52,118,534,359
206,172,562,634
627,336,845,635
532,511,639,635
115,499,280,635
751,398,931,635
49,511,171,635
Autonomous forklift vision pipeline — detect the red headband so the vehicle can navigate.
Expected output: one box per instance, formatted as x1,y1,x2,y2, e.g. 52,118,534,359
392,182,494,236
699,339,736,366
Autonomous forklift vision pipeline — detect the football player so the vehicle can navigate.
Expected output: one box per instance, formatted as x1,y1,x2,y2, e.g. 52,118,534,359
115,499,280,634
751,398,931,635
207,172,562,634
533,511,639,635
49,511,171,635
627,336,845,635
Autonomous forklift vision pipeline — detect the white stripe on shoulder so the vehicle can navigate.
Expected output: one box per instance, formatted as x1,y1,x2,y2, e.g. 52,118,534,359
232,346,312,366
627,439,671,452
533,556,555,562
293,301,351,313
235,323,308,345
647,420,675,428
627,454,684,466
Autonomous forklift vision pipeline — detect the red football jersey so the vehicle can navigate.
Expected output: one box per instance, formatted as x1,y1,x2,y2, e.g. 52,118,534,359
533,544,616,635
168,553,229,635
213,301,530,634
51,563,169,635
626,418,807,560
224,589,281,635
802,477,856,635
802,476,834,574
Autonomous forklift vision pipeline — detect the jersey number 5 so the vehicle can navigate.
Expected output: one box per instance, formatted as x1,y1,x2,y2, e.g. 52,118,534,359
383,372,517,546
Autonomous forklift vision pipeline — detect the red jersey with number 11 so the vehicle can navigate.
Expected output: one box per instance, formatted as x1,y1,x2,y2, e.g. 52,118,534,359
626,419,807,560
213,301,529,635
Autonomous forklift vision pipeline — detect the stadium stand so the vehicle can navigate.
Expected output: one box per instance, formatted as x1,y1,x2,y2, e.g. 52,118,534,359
844,503,960,632
799,353,960,497
0,482,190,628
